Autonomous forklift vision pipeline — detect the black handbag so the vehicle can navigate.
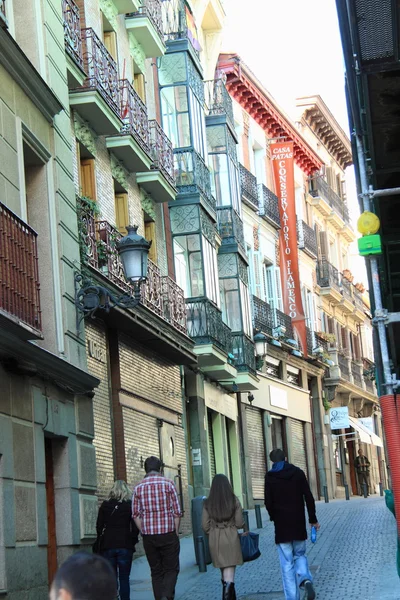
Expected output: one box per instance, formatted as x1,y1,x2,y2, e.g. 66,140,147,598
92,503,119,554
239,531,261,562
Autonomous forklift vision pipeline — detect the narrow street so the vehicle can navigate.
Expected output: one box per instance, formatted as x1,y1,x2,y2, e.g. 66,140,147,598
131,497,398,600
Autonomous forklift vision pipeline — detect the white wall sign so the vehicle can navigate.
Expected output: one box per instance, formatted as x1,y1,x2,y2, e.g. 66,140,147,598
360,417,374,432
329,407,350,430
270,386,288,410
191,448,202,467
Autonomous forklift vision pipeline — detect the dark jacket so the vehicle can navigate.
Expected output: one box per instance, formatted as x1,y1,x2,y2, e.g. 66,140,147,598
96,499,139,551
264,463,317,544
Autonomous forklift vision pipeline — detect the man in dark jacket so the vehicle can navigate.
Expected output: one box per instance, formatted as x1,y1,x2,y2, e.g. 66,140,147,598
264,449,320,600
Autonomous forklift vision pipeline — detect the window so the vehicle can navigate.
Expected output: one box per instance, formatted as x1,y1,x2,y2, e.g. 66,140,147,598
240,280,252,337
302,287,315,330
80,158,97,200
202,236,219,306
160,86,191,149
134,73,146,102
209,153,241,213
173,235,203,298
220,278,241,331
287,365,301,387
144,220,157,264
115,193,128,235
265,356,281,379
264,265,282,311
188,88,207,160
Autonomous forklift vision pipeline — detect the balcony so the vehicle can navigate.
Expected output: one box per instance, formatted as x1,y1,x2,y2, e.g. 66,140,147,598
338,352,351,381
0,202,42,339
162,0,201,61
231,333,258,391
276,309,294,341
309,177,351,227
137,120,177,203
339,275,355,315
174,149,215,213
78,201,187,335
62,0,86,87
106,79,152,173
126,0,165,59
316,260,342,304
258,184,280,228
297,220,317,258
306,328,329,359
239,164,258,210
114,0,140,13
186,298,237,380
253,295,274,337
216,207,245,252
205,78,235,134
351,360,364,388
69,28,122,135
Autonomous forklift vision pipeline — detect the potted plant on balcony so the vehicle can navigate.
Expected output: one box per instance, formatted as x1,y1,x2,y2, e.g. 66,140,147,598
317,331,336,345
342,268,354,282
355,282,365,293
96,240,109,274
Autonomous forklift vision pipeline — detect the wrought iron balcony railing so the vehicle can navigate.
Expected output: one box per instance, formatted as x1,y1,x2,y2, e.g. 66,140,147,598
128,0,164,43
231,333,256,374
253,295,274,337
174,149,215,211
186,298,232,355
351,360,363,387
62,0,84,69
216,207,245,251
77,200,186,333
309,176,350,224
276,308,294,341
340,275,353,302
239,164,258,209
353,286,364,311
148,120,176,188
338,353,350,381
317,260,341,291
306,327,329,356
81,28,120,116
205,78,235,130
297,219,317,257
0,202,41,332
161,0,200,57
258,184,280,228
120,79,150,154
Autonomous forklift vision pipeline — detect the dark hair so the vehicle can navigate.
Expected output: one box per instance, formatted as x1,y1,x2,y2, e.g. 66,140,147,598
52,552,117,600
204,474,237,522
144,456,162,473
270,448,285,463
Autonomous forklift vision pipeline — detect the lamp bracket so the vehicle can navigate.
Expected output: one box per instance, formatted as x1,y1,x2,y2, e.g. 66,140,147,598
74,272,142,330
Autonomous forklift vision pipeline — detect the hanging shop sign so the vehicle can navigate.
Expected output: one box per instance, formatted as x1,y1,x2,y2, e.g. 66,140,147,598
329,406,350,430
270,141,307,355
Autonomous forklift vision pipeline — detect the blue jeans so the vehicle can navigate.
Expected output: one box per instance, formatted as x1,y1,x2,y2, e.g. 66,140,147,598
277,541,312,600
102,548,133,600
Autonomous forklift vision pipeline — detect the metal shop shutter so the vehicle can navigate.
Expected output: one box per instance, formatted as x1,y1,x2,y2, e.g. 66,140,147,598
208,410,216,480
291,418,308,478
247,408,266,501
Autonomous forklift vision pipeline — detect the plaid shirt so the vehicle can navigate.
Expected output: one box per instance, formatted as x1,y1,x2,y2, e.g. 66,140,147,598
132,474,182,535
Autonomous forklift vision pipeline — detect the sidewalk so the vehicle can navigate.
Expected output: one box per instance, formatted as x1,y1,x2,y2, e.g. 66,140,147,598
130,496,398,600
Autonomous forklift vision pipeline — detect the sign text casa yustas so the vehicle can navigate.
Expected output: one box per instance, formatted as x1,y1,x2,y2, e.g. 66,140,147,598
270,141,307,356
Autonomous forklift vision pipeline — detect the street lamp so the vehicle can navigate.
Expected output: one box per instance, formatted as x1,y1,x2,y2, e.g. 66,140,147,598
254,332,268,371
75,225,151,325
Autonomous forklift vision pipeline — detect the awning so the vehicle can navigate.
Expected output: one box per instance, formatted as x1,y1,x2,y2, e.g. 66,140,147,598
348,416,383,447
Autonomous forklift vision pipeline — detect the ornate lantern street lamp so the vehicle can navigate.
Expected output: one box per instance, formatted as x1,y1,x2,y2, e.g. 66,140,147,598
75,225,151,325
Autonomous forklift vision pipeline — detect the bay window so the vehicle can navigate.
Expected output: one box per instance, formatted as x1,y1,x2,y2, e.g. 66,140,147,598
207,125,241,214
174,234,204,298
220,277,252,336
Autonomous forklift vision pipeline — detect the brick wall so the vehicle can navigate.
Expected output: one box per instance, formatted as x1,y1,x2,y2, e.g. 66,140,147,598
85,322,115,500
119,333,182,413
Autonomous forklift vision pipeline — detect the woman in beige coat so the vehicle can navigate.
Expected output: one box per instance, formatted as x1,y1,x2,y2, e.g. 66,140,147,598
202,474,247,600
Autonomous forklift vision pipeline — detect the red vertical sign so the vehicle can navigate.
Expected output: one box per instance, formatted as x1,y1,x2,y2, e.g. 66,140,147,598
270,142,307,356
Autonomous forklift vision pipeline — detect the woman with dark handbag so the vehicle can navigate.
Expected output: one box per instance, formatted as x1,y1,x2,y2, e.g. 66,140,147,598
202,474,247,600
96,480,139,600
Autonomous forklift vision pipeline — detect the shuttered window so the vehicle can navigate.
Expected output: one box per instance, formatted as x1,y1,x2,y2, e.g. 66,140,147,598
207,411,216,480
319,231,329,261
80,159,97,200
104,31,117,61
145,221,157,264
134,73,146,102
246,408,265,500
290,419,308,477
115,194,129,235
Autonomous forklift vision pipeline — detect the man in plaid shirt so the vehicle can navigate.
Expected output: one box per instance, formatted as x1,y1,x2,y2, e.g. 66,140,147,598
132,456,182,600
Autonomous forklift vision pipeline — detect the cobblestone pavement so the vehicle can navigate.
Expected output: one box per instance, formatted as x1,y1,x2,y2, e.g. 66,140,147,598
130,496,399,600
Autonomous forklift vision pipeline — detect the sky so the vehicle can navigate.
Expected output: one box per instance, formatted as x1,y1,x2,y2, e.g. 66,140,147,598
221,0,367,284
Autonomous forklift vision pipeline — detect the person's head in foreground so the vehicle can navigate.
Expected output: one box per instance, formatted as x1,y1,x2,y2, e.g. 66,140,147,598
269,448,286,463
50,552,117,600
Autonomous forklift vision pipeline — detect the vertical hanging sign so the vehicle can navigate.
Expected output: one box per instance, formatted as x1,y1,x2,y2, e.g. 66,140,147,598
270,141,307,356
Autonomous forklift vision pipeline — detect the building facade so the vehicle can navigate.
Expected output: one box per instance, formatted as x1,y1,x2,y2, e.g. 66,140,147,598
0,2,99,597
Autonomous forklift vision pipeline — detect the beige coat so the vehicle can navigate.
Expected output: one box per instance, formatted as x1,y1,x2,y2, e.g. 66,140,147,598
202,499,244,568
